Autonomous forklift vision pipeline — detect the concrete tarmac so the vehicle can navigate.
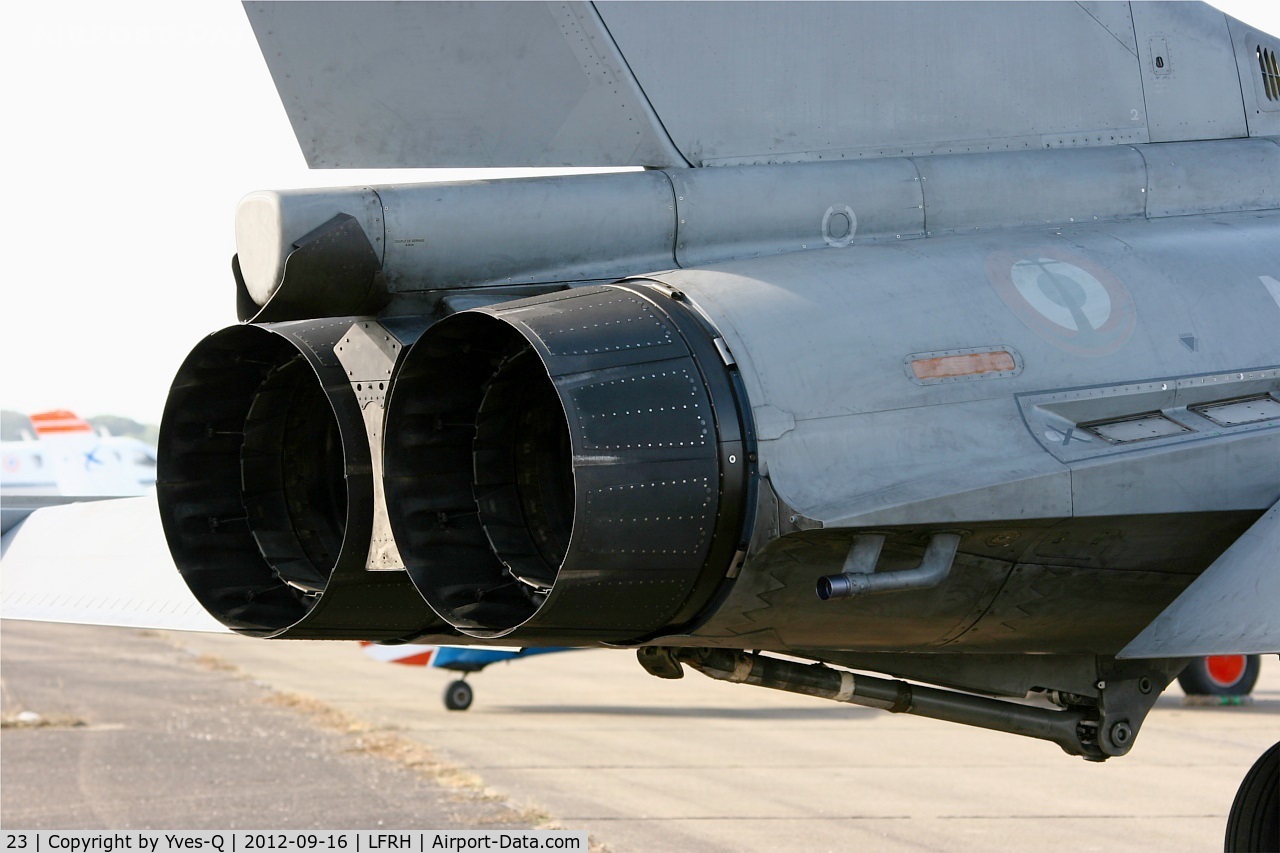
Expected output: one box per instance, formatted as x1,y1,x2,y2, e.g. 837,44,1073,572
4,621,1276,851
0,622,538,831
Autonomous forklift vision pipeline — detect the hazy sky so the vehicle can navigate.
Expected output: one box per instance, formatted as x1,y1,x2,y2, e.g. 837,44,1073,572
3,0,1278,424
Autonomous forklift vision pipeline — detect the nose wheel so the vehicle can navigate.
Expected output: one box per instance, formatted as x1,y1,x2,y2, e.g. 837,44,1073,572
444,679,474,711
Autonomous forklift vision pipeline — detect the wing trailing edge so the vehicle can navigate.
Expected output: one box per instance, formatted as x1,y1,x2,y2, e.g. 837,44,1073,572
0,497,229,634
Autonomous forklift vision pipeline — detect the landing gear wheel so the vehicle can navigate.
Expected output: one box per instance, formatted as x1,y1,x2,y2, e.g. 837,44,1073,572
444,679,474,711
1177,655,1260,696
1225,741,1279,852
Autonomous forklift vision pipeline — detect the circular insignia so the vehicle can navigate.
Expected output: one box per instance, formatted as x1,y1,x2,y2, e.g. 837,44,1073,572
986,249,1135,357
2,455,19,473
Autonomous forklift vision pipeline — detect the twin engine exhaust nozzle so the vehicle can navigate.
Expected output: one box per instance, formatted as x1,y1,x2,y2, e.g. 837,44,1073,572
156,284,755,644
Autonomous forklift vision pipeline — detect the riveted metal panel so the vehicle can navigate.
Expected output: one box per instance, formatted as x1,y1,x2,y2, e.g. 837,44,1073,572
244,1,684,167
770,400,1073,526
1018,367,1280,465
1130,2,1248,142
1083,412,1191,443
1192,394,1280,426
599,2,1150,165
518,288,679,359
384,284,754,641
568,367,710,452
667,159,924,267
376,172,677,291
1070,431,1280,517
244,2,1271,169
1142,139,1280,217
649,210,1280,525
915,147,1147,234
1076,1,1139,56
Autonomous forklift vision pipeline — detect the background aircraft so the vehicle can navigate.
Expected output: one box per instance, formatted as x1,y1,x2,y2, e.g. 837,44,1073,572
0,411,157,534
2,2,1278,849
359,643,572,711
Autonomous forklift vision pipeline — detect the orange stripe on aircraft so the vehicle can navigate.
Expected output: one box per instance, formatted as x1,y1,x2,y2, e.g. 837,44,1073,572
29,410,94,436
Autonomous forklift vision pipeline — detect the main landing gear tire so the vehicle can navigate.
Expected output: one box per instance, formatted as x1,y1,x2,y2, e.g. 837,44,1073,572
1177,655,1260,697
1225,741,1279,853
444,679,474,712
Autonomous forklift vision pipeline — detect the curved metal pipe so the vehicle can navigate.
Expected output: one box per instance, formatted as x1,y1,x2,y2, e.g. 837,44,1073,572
816,532,962,600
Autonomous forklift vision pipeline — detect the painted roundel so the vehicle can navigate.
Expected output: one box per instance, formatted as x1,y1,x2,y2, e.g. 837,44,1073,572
986,249,1136,357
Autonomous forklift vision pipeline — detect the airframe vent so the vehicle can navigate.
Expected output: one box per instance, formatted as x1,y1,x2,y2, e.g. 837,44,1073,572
1082,412,1191,444
1189,394,1280,427
1260,46,1280,102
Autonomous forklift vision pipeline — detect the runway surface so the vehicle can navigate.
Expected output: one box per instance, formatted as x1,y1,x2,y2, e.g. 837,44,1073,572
0,623,537,831
3,620,1276,851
